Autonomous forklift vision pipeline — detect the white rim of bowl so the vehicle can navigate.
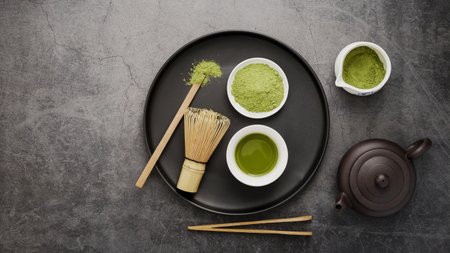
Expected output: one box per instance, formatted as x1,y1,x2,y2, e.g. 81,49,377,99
226,125,288,187
227,58,289,119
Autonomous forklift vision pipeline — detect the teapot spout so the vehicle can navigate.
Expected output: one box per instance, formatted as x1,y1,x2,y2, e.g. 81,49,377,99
334,192,352,212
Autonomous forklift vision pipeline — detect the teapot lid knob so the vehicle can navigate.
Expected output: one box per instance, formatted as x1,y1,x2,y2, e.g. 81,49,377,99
375,174,389,188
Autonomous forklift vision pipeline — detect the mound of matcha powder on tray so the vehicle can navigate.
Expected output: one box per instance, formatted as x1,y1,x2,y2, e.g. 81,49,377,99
231,63,284,113
185,60,222,87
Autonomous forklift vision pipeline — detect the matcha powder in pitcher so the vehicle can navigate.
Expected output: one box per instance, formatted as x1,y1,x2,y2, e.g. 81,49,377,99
342,46,386,89
231,63,284,113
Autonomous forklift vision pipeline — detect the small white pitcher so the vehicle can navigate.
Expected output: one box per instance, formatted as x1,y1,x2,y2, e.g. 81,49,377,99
335,42,391,96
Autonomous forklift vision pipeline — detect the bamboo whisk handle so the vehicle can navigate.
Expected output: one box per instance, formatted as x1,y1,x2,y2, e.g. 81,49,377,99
136,82,201,188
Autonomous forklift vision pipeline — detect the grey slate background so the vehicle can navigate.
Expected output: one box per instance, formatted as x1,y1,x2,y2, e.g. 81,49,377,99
1,0,449,252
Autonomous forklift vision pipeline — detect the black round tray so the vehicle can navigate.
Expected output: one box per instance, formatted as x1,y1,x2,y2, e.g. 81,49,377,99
144,31,329,215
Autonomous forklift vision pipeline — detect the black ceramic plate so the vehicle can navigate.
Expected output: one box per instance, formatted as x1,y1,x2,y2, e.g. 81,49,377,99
144,31,329,215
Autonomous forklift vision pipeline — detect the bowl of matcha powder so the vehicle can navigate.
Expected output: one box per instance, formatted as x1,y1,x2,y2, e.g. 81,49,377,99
227,58,289,119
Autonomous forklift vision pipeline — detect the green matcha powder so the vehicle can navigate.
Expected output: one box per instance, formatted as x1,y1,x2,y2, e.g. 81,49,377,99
231,63,284,113
185,60,222,87
343,46,386,89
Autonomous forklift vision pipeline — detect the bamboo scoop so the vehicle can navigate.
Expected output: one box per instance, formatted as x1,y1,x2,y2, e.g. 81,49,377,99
135,77,204,189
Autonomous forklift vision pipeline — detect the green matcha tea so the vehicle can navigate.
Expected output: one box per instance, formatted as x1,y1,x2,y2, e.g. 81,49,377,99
235,133,278,176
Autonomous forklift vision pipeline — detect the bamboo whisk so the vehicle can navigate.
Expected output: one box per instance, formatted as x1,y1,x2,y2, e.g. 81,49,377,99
177,107,230,193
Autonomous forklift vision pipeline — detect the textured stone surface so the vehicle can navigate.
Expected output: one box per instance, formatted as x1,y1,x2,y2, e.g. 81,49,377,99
1,0,450,252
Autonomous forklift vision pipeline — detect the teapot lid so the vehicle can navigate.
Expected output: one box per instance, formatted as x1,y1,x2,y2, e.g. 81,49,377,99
336,138,431,217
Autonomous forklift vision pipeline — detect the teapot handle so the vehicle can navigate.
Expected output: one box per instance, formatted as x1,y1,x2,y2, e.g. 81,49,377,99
405,138,432,160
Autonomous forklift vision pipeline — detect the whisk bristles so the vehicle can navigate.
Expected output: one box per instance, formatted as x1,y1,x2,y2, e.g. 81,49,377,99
184,107,230,163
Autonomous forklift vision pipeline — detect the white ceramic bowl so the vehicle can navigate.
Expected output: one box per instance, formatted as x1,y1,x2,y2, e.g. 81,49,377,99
334,42,391,96
227,58,289,119
226,125,288,187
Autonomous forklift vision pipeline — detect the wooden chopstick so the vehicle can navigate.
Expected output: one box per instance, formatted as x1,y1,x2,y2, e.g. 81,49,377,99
188,227,312,236
188,216,312,236
189,215,312,229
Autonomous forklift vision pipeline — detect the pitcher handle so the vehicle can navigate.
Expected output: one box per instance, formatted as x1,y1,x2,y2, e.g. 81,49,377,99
405,138,432,160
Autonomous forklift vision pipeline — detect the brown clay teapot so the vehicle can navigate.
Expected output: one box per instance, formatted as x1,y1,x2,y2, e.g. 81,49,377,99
334,138,432,217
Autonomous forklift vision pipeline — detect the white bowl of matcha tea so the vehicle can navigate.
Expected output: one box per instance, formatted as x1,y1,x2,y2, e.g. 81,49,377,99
226,125,288,187
227,58,289,119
